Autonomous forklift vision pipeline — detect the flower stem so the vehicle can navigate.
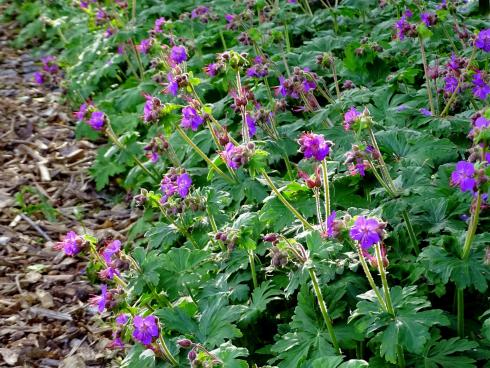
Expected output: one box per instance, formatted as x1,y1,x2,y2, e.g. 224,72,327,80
397,344,406,368
355,244,387,311
314,188,325,232
308,268,341,354
260,170,314,230
175,126,235,184
157,203,199,249
418,37,435,116
461,192,482,260
158,336,178,366
375,243,395,315
401,209,419,255
457,288,465,337
321,159,331,217
248,249,258,289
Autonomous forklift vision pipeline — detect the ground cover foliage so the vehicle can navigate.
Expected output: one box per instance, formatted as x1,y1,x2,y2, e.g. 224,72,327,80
4,0,490,366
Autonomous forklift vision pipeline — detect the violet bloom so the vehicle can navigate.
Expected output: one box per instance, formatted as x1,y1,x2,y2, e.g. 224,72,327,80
41,56,59,74
472,71,490,100
176,173,192,197
325,211,337,238
107,333,124,349
444,76,459,94
245,114,257,137
34,72,44,85
74,103,89,121
277,76,289,97
170,46,187,64
99,267,120,280
88,111,105,130
54,231,82,256
154,17,165,33
343,106,361,130
349,216,384,249
224,14,236,29
132,315,159,345
420,12,436,27
89,284,110,313
221,143,246,169
102,240,121,264
137,38,151,54
80,1,89,8
143,95,162,123
298,132,333,161
204,63,219,77
476,29,490,53
419,108,432,117
450,161,476,192
116,314,129,325
395,10,414,40
191,6,209,19
165,72,179,96
181,106,204,131
104,28,114,38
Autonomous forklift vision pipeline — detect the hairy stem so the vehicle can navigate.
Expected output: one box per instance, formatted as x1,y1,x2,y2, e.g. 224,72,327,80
356,244,388,311
419,37,435,115
375,243,395,315
321,159,331,217
248,250,258,289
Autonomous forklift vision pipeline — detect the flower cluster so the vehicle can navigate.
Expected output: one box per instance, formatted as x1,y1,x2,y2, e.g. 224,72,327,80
144,134,169,163
142,94,163,123
132,315,159,345
450,161,488,194
394,9,417,40
181,106,205,131
215,229,238,252
99,239,128,280
276,67,318,100
54,231,85,256
476,29,490,53
343,106,362,130
34,56,61,85
221,142,254,169
472,71,490,100
344,144,380,176
160,169,192,203
297,132,333,161
246,55,269,78
163,67,189,96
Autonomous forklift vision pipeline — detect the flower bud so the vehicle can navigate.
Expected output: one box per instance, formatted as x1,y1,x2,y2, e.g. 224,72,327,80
177,339,193,348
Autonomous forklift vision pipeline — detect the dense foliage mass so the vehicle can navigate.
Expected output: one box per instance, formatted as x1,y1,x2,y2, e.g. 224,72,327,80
5,0,490,366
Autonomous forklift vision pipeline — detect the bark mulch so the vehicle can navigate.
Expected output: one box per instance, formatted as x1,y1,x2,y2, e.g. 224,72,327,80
0,19,134,368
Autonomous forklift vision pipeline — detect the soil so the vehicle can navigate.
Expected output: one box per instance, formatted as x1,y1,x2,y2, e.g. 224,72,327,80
0,19,132,368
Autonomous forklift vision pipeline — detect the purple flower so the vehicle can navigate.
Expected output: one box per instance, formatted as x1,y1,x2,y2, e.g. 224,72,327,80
116,314,129,325
191,6,209,19
476,29,490,53
102,240,121,264
89,285,110,313
165,72,179,96
420,12,436,27
80,1,89,8
225,14,236,29
74,103,89,121
349,216,384,249
221,143,249,170
395,10,414,40
419,108,432,117
88,111,105,130
34,71,44,85
444,75,459,94
472,71,490,100
117,44,125,55
99,267,120,280
41,56,59,74
143,95,162,123
450,161,476,192
137,38,151,54
343,106,361,130
181,106,204,131
54,231,82,256
154,17,165,33
204,63,219,77
326,211,337,238
170,46,187,65
132,315,159,345
245,114,257,137
107,333,124,349
302,79,316,93
298,132,333,161
176,173,192,197
277,76,289,97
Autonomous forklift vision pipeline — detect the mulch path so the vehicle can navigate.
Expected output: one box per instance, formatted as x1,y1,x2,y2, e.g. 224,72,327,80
0,19,134,368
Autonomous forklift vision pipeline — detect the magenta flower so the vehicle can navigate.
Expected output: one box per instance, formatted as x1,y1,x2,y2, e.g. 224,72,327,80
221,143,250,170
444,76,459,94
181,106,204,131
191,6,209,19
349,216,385,249
476,29,490,53
343,106,361,130
107,331,125,349
54,231,83,256
472,71,490,100
88,111,105,130
116,314,129,325
204,63,219,77
137,38,152,54
102,240,121,264
395,10,415,40
89,284,110,313
420,12,436,27
325,211,337,238
41,56,59,74
298,132,332,161
154,17,165,33
132,315,159,345
143,95,162,123
170,46,187,64
164,72,179,96
74,103,89,121
34,72,44,85
176,173,192,197
99,267,120,280
450,161,476,192
245,114,257,137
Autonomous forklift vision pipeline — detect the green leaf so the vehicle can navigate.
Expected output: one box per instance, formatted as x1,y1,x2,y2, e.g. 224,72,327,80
240,281,281,323
211,341,249,368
